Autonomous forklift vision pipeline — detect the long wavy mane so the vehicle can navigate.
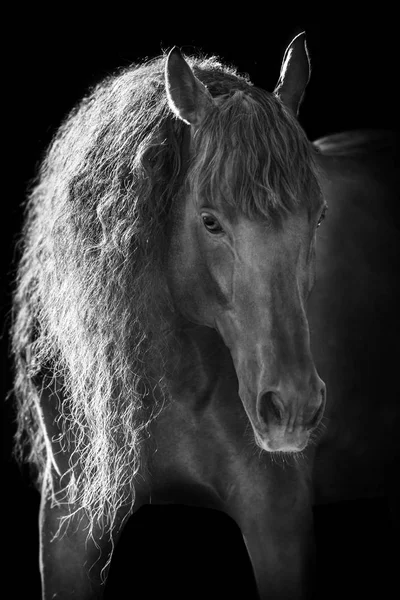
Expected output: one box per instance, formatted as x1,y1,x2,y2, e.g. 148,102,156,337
12,52,320,534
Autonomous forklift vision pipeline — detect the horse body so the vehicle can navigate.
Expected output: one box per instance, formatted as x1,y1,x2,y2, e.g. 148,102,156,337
12,35,399,600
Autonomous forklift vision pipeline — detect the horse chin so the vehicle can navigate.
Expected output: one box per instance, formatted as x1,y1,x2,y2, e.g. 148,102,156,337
253,428,310,454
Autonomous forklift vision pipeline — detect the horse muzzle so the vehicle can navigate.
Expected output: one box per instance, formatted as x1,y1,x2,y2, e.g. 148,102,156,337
252,382,326,453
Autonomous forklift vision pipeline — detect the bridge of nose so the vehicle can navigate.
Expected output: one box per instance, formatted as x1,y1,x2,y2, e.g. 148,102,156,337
225,217,324,433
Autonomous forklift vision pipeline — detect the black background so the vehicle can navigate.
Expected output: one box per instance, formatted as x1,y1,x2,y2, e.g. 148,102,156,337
2,17,398,599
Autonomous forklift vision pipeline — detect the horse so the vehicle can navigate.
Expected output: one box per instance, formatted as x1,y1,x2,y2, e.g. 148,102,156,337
11,33,399,599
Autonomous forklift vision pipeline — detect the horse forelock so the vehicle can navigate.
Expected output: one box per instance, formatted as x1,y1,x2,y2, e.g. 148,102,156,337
188,84,322,223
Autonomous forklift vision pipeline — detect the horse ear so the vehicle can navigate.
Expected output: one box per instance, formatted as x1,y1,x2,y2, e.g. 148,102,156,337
165,47,215,127
274,32,311,116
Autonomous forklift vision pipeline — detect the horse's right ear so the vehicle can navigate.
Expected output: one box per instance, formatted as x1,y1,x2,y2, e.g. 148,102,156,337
165,47,215,127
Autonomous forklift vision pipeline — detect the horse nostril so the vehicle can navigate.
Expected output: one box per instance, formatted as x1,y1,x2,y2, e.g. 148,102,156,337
258,391,284,426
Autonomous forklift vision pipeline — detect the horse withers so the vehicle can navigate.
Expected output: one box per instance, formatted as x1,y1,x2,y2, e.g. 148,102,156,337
11,33,398,599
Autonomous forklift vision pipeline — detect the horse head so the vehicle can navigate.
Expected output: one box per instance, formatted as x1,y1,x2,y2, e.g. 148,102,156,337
165,34,326,453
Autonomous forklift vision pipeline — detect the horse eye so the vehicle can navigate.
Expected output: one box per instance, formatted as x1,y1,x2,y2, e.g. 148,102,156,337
202,214,223,234
317,207,327,228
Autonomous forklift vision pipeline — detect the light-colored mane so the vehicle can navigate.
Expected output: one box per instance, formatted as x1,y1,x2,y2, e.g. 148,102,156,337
12,52,321,534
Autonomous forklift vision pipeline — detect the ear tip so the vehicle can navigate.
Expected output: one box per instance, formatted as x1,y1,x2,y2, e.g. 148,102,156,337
167,46,183,61
292,31,307,47
292,31,310,68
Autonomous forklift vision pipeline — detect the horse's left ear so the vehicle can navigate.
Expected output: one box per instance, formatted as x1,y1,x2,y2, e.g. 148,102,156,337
165,47,215,127
274,32,311,116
